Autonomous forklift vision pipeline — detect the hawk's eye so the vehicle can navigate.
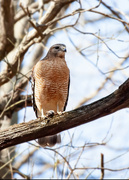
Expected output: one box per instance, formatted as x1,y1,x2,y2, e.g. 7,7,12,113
55,46,59,49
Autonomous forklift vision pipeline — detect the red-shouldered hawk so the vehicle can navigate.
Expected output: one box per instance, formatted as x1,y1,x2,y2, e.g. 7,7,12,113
31,44,70,147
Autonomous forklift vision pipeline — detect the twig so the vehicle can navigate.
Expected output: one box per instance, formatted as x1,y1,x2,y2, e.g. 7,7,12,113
0,161,30,179
74,166,129,172
100,1,129,33
20,3,44,39
89,9,129,29
44,147,77,179
14,2,39,23
100,153,104,179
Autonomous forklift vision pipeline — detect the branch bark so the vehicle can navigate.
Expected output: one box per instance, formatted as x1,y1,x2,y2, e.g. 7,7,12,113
0,0,15,61
0,78,129,151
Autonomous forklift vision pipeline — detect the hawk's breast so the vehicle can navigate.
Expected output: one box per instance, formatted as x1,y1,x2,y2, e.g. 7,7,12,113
34,58,69,103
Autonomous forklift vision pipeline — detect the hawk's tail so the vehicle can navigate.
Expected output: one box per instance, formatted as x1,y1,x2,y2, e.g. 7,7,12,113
38,134,61,147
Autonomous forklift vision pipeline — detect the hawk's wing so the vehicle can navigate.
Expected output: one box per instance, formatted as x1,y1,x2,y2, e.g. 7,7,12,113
63,76,70,111
31,66,38,118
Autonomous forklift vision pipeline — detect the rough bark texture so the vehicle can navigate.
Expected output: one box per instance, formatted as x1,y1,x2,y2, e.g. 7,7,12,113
0,78,129,151
0,0,15,61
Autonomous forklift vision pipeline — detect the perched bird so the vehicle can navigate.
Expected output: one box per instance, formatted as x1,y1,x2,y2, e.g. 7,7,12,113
31,44,70,147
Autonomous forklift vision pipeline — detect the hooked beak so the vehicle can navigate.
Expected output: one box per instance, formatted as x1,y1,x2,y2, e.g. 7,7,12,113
62,46,67,52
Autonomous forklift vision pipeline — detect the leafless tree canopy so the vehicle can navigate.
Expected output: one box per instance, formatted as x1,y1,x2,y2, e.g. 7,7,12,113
0,0,129,179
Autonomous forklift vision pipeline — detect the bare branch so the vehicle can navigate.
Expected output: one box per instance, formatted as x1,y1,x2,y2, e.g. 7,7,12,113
0,161,30,179
0,74,31,118
89,9,129,29
100,1,129,33
14,2,39,23
100,153,104,180
14,147,38,169
20,4,44,39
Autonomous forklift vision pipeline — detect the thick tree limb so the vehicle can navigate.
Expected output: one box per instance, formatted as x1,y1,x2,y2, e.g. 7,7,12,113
0,78,129,151
0,0,15,61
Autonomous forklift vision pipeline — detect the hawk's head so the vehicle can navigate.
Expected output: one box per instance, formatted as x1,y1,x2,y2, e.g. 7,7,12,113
47,44,67,58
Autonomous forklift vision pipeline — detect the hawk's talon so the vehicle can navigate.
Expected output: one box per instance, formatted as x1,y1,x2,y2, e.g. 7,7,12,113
41,121,47,125
47,119,50,124
57,111,64,116
39,116,46,120
46,110,55,118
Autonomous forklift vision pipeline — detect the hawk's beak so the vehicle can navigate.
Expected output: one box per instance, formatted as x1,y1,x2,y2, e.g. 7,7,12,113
62,46,67,52
64,48,67,52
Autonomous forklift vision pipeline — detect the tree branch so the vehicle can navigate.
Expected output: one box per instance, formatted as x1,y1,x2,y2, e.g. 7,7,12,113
0,78,129,150
0,0,15,61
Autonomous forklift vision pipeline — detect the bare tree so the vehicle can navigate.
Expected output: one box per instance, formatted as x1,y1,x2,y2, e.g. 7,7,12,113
0,0,129,179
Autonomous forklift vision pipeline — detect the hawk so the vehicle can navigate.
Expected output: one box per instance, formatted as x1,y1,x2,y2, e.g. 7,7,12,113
31,44,70,147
